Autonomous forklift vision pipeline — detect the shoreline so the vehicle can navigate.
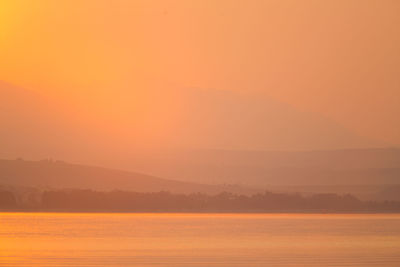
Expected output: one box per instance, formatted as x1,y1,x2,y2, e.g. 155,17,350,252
1,209,400,214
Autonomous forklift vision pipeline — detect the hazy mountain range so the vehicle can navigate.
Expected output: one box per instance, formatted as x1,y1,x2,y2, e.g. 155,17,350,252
0,81,399,199
0,80,384,159
0,157,399,202
123,148,400,186
0,159,252,194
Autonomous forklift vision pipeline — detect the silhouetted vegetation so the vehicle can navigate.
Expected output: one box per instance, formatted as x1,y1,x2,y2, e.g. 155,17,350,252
1,189,400,213
0,191,17,209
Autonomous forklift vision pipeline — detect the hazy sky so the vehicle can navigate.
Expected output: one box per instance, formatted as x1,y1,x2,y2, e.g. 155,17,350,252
1,0,399,151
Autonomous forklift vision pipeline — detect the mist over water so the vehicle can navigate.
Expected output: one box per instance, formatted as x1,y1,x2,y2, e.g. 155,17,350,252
1,213,400,266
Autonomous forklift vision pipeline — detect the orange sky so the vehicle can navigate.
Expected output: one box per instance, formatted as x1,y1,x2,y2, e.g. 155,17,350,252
1,0,400,149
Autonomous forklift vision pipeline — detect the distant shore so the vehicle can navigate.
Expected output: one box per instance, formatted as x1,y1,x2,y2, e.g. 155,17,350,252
1,209,400,214
2,189,400,214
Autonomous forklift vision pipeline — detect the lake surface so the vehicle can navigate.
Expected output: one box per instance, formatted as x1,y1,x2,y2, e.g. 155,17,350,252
0,213,399,266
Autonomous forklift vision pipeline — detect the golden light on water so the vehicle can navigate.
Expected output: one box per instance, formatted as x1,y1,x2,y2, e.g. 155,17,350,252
1,213,400,266
1,1,400,266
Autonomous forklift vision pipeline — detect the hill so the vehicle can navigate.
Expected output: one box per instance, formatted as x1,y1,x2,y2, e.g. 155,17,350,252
0,159,252,194
0,81,384,161
121,148,400,186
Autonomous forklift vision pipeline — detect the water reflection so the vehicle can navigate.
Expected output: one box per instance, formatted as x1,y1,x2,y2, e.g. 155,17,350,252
1,213,399,266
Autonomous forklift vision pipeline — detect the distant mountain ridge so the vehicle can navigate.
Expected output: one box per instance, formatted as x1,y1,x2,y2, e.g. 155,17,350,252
0,159,253,194
119,147,400,186
1,82,398,193
0,81,385,161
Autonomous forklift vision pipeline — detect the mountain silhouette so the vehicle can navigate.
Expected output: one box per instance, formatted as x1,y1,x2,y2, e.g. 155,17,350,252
1,81,396,190
0,81,384,161
119,147,400,186
0,158,252,194
159,87,383,151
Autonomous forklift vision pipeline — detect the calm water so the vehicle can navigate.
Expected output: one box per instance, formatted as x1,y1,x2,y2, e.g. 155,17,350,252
0,213,399,266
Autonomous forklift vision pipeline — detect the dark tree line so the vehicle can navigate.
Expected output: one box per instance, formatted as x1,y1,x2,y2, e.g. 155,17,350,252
27,190,400,212
0,191,17,209
1,189,400,212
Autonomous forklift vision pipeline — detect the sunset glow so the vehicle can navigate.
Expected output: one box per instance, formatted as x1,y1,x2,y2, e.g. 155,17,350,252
0,1,399,153
1,1,400,266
